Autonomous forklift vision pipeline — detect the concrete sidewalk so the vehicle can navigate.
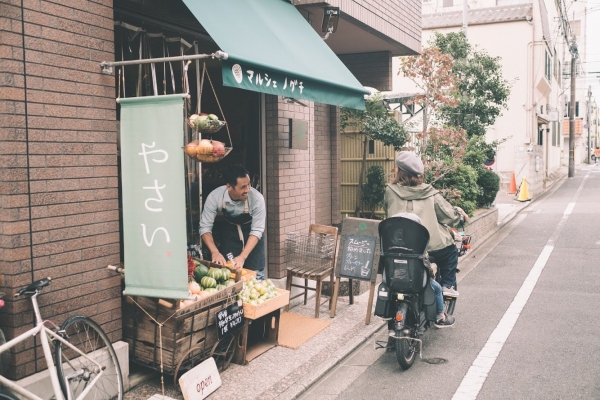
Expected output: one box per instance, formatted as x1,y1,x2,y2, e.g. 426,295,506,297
124,167,568,400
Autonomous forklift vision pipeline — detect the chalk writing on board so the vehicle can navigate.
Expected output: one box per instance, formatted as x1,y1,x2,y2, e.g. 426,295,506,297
340,234,377,281
216,300,245,339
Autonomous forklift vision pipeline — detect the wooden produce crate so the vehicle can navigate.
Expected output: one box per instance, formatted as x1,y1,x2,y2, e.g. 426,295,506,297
232,309,281,365
123,273,243,375
242,288,290,320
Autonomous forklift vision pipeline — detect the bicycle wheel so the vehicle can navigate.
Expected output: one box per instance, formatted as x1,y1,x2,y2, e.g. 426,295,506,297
55,316,123,400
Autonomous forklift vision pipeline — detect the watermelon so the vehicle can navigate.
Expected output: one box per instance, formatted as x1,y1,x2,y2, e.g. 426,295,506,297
194,264,209,282
207,268,221,281
225,279,236,287
201,276,217,289
205,287,218,294
215,284,226,291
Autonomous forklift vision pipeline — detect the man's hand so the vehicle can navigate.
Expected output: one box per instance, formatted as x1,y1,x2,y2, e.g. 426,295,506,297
232,255,246,269
212,252,226,265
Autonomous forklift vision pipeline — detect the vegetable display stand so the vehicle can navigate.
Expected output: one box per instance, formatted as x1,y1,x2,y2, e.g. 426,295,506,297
232,288,290,365
122,270,243,385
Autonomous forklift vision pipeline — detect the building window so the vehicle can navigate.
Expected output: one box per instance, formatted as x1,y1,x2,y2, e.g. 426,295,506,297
576,101,579,117
545,51,552,82
558,60,562,85
538,127,544,145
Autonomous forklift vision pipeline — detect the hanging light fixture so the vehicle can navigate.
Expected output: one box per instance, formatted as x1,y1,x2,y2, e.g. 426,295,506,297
321,6,340,40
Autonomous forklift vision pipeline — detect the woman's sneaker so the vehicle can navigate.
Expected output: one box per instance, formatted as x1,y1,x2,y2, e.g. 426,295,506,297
435,313,455,328
443,286,459,297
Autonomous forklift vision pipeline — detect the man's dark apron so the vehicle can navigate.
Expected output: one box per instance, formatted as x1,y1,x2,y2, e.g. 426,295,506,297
213,197,265,271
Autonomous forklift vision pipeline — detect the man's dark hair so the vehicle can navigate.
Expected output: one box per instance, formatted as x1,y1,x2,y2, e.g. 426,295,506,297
224,164,249,187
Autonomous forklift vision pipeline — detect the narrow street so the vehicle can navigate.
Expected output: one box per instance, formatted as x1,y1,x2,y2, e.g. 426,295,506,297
301,166,600,399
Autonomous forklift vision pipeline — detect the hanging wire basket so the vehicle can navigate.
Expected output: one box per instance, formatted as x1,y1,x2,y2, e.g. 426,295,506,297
183,63,233,164
195,146,233,163
188,114,227,134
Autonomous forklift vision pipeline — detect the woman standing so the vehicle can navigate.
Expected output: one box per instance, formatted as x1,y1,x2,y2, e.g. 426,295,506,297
384,151,469,297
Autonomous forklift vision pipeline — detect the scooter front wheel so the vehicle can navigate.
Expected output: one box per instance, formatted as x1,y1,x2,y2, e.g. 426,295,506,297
395,331,417,370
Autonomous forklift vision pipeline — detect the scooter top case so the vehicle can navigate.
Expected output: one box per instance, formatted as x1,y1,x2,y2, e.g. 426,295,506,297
379,216,430,294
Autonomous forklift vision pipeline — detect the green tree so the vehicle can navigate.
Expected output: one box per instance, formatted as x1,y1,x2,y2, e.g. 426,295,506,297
361,165,386,219
431,32,511,138
341,95,408,216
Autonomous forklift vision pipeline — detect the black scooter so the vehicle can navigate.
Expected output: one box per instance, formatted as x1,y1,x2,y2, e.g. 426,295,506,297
374,216,458,370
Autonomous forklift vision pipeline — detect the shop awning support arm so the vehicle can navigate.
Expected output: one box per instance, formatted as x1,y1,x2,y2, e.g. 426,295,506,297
100,51,229,75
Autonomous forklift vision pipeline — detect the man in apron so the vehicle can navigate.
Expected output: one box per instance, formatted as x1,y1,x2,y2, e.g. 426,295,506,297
200,165,266,279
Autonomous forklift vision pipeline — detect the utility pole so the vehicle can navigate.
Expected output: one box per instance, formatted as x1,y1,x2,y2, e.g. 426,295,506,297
557,0,578,177
569,49,577,177
463,0,468,38
587,85,592,163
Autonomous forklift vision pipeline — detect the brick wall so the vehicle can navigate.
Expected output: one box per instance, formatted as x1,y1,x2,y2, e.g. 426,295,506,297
0,0,121,380
339,51,392,91
314,103,331,225
265,96,318,279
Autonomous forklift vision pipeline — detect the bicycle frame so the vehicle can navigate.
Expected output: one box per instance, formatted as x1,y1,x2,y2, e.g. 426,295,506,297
0,292,105,400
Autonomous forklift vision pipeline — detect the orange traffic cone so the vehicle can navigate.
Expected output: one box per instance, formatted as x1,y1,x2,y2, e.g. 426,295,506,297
508,172,517,194
516,178,531,202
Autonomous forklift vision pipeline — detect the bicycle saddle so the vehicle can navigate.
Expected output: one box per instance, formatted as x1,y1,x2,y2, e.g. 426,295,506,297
16,277,51,297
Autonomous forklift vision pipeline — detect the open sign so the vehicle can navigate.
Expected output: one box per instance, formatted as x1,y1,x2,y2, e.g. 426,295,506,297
179,357,222,400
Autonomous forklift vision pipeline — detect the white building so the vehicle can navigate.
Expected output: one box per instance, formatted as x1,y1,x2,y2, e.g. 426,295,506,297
394,0,573,196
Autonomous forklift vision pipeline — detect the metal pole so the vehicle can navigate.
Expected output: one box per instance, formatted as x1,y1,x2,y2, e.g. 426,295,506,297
568,51,577,177
100,51,228,73
587,85,592,164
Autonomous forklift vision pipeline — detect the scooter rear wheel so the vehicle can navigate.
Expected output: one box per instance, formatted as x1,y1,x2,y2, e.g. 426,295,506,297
395,331,417,370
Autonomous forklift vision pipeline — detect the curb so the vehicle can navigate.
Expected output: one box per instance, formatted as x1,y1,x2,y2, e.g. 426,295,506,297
275,319,386,400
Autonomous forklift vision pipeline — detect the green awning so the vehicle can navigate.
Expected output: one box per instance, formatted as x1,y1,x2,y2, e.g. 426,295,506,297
183,0,368,110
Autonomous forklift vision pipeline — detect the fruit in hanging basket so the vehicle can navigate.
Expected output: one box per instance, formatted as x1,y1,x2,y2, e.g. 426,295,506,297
197,139,214,155
208,114,219,121
188,114,200,129
211,141,226,157
194,115,212,131
184,141,200,157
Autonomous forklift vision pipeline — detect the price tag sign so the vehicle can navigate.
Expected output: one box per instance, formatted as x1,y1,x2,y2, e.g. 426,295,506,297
216,300,245,339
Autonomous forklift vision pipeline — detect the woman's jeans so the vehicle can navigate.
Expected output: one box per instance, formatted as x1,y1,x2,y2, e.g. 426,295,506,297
430,279,444,314
429,244,459,288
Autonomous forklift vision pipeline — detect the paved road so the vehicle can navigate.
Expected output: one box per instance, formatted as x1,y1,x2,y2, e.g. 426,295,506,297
301,166,600,400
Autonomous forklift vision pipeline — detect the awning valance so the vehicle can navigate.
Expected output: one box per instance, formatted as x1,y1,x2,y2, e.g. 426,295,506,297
182,0,368,110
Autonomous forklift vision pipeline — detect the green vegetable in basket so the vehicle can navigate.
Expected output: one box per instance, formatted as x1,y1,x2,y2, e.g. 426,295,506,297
201,276,217,289
207,268,222,281
194,264,209,282
194,115,212,130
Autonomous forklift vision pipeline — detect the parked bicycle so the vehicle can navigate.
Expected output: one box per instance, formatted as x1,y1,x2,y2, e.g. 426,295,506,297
0,278,123,400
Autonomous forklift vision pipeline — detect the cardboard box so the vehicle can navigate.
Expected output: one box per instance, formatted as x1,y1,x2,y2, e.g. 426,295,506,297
242,288,290,320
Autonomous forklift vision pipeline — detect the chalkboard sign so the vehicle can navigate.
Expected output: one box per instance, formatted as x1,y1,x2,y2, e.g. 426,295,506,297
216,300,245,339
339,234,377,281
